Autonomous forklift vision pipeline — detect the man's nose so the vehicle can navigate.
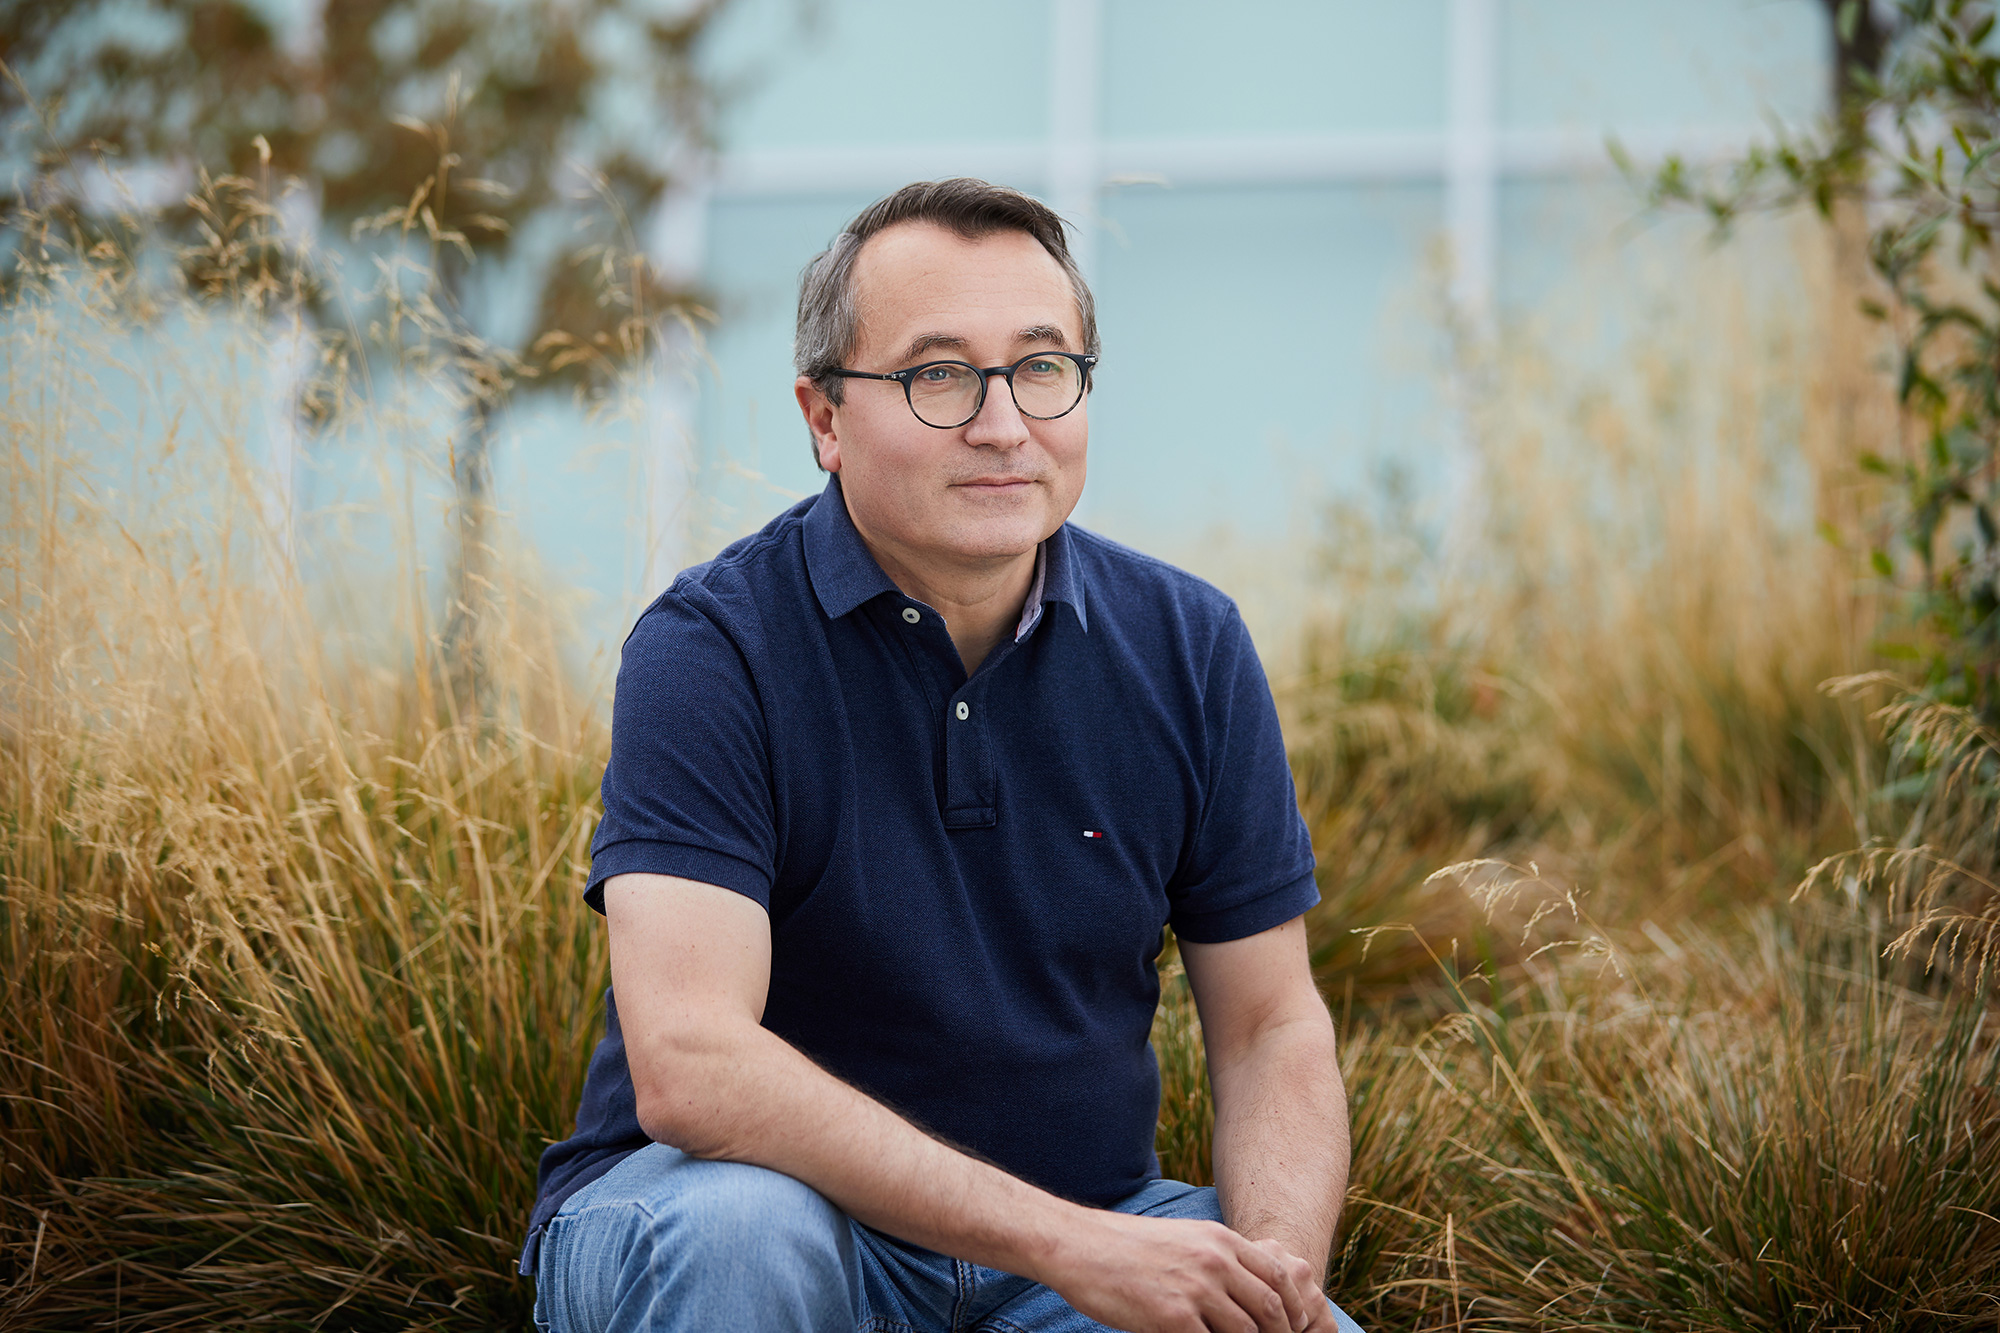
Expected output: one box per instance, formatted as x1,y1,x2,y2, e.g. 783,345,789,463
963,369,1031,447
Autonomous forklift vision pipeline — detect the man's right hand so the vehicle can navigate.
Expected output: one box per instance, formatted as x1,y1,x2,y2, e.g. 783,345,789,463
1041,1209,1316,1333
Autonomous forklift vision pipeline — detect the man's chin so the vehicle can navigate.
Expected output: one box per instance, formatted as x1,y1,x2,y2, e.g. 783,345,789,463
943,519,1052,564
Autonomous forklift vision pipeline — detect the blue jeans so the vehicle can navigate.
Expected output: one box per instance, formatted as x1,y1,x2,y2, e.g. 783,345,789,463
533,1144,1367,1332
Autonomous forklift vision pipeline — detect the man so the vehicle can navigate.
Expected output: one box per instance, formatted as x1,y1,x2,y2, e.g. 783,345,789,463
522,178,1365,1333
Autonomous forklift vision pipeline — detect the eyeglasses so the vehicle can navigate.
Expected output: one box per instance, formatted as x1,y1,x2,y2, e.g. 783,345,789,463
829,350,1097,429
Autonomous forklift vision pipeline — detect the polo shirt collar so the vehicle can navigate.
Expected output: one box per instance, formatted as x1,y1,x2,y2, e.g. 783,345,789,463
804,474,1090,635
1037,512,1090,634
806,475,900,620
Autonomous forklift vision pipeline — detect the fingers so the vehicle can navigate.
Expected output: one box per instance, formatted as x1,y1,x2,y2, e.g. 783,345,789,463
1280,1251,1325,1332
1300,1289,1348,1333
1234,1238,1312,1332
1155,1222,1288,1333
1215,1255,1292,1333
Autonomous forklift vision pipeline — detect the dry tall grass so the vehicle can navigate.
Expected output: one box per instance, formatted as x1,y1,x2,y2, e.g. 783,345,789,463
2,233,613,1327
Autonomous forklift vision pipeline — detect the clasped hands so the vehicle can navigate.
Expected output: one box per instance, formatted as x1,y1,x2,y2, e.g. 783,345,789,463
1049,1210,1341,1333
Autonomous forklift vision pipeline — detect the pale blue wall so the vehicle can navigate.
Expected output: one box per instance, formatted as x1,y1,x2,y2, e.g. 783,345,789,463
1097,2,1451,136
1500,0,1824,130
693,191,875,540
23,1,1837,668
709,5,1053,148
1087,180,1446,542
673,0,1831,653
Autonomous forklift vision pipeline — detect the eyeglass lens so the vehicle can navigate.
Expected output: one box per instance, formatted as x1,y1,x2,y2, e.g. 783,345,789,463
907,355,1084,428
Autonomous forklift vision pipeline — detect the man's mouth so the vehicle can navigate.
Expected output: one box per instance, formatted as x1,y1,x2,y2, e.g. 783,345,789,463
955,477,1035,489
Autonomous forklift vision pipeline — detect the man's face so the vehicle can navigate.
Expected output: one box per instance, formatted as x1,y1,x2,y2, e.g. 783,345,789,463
797,221,1089,574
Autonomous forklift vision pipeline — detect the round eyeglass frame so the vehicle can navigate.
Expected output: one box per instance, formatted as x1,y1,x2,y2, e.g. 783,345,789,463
827,350,1098,429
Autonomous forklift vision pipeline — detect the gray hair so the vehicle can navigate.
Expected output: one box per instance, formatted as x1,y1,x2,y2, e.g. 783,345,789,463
794,178,1099,468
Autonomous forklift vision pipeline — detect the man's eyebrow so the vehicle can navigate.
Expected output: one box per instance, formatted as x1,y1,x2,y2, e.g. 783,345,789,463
894,326,1071,363
900,332,969,361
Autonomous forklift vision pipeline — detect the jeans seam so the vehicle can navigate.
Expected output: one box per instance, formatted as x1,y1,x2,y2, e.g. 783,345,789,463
950,1258,975,1332
532,1214,564,1333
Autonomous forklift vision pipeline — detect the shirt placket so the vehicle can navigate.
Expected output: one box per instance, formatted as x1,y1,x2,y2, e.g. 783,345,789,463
940,675,994,827
879,595,998,829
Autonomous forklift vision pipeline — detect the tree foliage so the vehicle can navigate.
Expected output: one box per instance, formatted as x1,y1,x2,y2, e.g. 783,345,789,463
1,0,726,372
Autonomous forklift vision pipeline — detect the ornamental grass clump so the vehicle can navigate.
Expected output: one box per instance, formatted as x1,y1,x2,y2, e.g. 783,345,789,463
0,198,623,1327
1290,235,1887,999
1328,904,2000,1330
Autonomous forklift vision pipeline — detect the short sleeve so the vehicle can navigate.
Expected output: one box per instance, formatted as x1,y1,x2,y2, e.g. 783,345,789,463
584,595,777,914
1166,607,1319,943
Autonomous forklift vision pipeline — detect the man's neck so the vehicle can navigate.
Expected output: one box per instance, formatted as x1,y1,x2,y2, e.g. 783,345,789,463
863,539,1038,677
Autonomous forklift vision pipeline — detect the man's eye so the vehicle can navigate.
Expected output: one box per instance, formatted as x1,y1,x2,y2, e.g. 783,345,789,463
1022,359,1060,376
917,366,958,383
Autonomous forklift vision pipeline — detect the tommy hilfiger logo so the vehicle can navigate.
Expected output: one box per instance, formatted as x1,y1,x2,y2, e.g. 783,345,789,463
1083,830,1104,839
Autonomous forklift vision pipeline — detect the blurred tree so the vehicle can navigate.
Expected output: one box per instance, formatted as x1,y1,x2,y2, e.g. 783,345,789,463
1825,0,1895,126
0,0,729,699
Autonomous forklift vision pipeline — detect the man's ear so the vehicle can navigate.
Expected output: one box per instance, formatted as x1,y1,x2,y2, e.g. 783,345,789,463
795,375,842,473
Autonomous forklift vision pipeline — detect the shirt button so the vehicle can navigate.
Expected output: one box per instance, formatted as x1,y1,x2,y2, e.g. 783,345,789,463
901,607,921,624
955,701,970,721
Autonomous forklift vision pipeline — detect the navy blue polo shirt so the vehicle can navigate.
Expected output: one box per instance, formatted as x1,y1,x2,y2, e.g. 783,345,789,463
520,477,1317,1273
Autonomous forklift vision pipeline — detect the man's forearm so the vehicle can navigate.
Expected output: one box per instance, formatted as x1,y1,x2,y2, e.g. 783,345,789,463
1207,1010,1349,1282
637,1020,1319,1333
637,1017,1082,1280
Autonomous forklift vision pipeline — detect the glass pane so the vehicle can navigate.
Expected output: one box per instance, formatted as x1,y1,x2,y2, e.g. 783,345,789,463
1012,355,1082,419
908,362,982,425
